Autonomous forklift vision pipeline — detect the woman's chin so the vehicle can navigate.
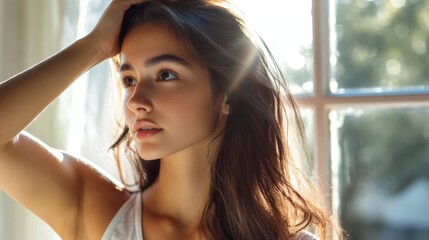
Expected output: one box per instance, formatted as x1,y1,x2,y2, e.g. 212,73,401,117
137,149,163,161
138,154,161,161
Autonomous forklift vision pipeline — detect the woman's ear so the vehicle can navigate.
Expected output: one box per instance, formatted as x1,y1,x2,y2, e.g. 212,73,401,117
221,97,230,115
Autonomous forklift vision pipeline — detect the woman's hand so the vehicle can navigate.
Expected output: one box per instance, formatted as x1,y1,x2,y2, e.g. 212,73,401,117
86,0,146,59
0,0,146,146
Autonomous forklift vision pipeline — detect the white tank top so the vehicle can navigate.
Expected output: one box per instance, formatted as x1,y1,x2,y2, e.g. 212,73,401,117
101,192,143,240
101,192,318,240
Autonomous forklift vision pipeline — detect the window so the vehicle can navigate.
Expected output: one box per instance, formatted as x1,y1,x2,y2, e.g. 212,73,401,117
329,1,429,239
232,0,429,239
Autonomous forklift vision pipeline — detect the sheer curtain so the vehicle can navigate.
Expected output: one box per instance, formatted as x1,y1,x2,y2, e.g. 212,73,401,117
0,0,114,239
66,0,120,179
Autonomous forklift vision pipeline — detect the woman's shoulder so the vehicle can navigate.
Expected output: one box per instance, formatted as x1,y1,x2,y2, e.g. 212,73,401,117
291,231,319,240
59,151,132,239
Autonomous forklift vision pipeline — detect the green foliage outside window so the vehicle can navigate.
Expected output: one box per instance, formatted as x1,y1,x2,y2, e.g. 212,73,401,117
333,1,429,239
335,0,429,90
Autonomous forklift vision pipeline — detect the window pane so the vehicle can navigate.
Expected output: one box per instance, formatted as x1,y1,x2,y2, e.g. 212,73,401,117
332,0,429,94
231,0,314,94
330,107,429,240
301,108,315,174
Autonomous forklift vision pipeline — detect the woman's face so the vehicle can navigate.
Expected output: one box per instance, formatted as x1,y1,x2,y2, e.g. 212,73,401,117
120,22,229,160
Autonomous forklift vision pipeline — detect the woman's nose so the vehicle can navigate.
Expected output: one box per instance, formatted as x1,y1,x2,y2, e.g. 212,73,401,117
126,83,153,113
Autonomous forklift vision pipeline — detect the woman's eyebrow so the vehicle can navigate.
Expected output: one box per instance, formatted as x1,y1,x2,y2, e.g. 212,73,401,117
144,54,191,67
119,63,133,73
119,54,191,73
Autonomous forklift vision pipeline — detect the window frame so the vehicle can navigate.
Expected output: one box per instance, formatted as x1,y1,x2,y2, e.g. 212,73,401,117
297,0,429,229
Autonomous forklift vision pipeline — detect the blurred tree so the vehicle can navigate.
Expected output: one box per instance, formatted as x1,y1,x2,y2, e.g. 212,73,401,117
332,1,429,239
337,109,429,239
335,0,429,90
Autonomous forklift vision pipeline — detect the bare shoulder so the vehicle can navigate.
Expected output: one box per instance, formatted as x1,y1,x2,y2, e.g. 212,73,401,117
0,132,130,240
59,150,132,240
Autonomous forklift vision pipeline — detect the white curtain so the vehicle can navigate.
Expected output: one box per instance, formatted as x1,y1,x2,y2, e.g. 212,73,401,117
66,0,120,178
0,0,122,238
0,0,66,237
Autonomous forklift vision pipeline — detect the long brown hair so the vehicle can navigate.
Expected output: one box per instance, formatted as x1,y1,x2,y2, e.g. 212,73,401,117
110,1,341,239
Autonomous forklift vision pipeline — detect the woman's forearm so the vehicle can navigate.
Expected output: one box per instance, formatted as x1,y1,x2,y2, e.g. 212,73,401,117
0,37,106,145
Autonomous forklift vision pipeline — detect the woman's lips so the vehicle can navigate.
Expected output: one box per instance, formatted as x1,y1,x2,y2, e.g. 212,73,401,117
133,119,162,139
135,128,162,139
133,119,161,132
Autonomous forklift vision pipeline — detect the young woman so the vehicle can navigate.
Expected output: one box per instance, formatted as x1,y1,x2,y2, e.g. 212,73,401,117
0,0,341,239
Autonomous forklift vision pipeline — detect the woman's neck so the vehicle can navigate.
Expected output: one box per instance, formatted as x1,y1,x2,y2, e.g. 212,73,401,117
142,139,214,232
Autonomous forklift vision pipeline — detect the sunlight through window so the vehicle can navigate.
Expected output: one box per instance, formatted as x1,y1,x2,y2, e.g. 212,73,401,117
230,0,314,94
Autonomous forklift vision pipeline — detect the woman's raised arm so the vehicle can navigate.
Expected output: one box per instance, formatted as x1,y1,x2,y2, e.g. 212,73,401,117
0,38,103,145
0,1,144,239
0,0,143,145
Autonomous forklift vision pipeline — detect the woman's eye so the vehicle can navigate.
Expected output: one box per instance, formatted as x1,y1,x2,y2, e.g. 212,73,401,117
157,70,178,81
121,77,137,87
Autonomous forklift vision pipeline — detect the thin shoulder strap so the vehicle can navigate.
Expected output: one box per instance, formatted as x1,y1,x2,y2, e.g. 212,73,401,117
101,194,137,240
135,192,144,240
